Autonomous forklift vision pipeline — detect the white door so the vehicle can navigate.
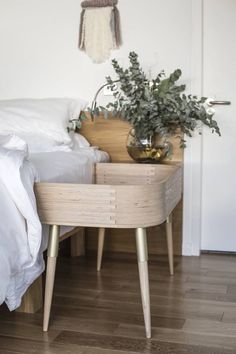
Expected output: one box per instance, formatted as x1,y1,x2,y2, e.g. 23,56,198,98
201,0,236,251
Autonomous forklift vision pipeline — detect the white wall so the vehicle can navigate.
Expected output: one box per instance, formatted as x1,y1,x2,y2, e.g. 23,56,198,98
0,0,199,255
0,0,192,104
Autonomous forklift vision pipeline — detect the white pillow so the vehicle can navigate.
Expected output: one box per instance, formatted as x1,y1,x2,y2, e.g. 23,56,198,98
15,133,72,153
70,132,90,149
0,134,28,152
0,98,87,144
14,132,90,153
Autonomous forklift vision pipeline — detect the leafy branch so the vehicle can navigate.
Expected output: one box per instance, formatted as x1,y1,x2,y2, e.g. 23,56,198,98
89,52,220,147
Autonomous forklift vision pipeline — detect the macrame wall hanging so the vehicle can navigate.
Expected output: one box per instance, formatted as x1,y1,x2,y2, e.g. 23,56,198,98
79,0,122,63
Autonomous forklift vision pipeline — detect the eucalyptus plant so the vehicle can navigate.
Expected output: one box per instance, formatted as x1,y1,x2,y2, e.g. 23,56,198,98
89,52,220,147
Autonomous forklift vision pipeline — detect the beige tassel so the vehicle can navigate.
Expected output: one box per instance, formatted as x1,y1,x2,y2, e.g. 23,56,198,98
78,0,122,55
78,9,85,49
113,5,122,47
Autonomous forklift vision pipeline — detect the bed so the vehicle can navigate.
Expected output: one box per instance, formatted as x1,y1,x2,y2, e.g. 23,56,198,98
0,98,109,311
0,98,183,338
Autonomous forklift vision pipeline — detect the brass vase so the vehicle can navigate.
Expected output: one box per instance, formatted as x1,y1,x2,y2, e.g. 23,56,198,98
126,129,172,163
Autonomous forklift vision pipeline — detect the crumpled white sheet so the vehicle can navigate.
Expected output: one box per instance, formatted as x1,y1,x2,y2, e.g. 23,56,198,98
0,135,43,310
0,135,110,310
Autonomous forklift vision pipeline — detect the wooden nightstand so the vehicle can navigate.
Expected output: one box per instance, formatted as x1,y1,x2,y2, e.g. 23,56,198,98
35,162,182,338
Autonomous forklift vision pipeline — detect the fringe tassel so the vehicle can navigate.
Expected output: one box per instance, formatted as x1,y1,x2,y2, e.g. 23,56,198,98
78,0,122,61
113,6,121,47
78,9,85,49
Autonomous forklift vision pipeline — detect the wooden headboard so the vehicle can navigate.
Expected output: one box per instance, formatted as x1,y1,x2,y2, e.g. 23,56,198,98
79,113,183,163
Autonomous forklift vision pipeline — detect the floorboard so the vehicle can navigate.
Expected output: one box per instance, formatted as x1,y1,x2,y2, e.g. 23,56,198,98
1,253,236,354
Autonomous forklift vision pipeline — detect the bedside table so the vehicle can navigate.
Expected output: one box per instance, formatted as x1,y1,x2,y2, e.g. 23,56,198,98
35,162,182,338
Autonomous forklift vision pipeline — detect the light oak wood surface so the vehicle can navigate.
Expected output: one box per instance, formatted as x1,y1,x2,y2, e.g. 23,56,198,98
18,115,183,315
16,276,42,314
80,114,183,256
80,114,183,163
35,164,182,229
35,163,182,336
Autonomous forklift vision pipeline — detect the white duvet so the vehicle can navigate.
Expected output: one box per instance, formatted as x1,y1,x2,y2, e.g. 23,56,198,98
0,135,43,310
0,134,110,310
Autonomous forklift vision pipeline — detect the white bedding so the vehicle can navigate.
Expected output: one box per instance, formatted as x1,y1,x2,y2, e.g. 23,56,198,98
30,148,109,183
0,98,87,145
0,136,42,310
31,148,109,253
0,137,109,310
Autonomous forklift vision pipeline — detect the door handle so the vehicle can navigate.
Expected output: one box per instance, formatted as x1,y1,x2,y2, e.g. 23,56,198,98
209,100,231,105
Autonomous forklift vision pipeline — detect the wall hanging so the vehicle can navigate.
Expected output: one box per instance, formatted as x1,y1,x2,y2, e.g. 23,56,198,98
79,0,121,63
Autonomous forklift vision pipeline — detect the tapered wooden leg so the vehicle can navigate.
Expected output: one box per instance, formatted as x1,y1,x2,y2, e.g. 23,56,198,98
166,213,174,276
97,228,105,271
135,228,151,339
43,225,60,332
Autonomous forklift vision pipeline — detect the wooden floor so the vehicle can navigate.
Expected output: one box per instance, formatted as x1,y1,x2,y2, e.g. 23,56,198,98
1,253,236,354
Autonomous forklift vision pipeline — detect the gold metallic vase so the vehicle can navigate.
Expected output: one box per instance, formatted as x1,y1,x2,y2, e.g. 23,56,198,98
126,129,172,163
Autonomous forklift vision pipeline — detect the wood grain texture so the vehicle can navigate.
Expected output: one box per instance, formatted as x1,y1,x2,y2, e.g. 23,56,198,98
79,114,183,163
16,276,42,314
80,114,133,163
35,163,182,335
86,200,182,256
80,114,183,256
35,164,182,229
1,253,236,353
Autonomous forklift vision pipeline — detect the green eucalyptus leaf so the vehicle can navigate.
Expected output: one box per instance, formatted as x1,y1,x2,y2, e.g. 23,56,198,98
87,52,220,148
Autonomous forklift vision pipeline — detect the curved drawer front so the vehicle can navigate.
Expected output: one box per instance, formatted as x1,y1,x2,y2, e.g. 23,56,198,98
35,183,117,228
113,184,166,228
35,165,182,229
35,183,165,228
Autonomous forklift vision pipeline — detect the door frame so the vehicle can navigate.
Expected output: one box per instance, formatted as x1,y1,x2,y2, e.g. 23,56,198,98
182,0,203,256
